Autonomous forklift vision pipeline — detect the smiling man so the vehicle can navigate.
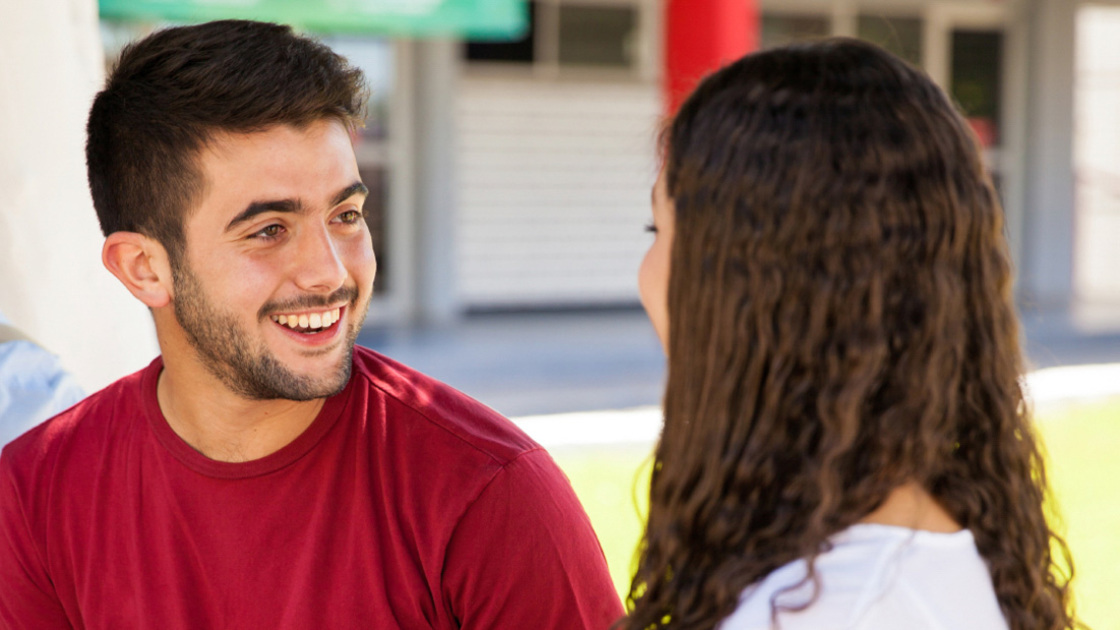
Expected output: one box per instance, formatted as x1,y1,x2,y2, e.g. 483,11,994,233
0,20,621,629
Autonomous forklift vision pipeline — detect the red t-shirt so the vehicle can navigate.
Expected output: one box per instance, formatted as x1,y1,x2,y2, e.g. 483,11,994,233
0,347,623,629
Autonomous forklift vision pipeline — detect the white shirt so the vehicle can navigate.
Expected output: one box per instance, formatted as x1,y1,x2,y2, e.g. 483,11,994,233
719,523,1009,630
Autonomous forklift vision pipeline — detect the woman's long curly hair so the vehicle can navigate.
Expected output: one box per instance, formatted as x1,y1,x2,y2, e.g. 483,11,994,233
622,38,1076,630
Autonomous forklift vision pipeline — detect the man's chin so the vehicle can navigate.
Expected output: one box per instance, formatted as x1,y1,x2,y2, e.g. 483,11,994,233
223,345,354,402
273,352,354,401
302,363,352,400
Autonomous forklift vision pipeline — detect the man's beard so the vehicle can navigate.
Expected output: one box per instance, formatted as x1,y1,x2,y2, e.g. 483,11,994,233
170,261,369,401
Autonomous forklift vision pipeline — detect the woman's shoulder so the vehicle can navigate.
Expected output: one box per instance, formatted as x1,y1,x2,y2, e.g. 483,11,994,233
718,524,1009,630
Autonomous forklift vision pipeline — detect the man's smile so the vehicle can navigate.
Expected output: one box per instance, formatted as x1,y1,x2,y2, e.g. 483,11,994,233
270,307,342,333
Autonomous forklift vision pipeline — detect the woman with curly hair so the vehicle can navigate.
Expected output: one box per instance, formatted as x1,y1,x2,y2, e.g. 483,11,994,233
625,38,1078,630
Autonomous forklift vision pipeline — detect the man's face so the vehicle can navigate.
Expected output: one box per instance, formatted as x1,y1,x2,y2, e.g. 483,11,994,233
170,119,375,401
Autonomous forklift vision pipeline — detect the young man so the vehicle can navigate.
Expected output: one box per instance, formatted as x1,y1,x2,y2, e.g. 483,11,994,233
0,20,622,629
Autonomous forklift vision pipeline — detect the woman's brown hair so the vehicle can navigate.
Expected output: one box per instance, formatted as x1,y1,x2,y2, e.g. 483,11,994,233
622,38,1076,630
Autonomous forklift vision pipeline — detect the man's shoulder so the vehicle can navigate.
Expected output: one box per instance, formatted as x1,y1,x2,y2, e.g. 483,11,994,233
347,346,540,466
1,361,154,478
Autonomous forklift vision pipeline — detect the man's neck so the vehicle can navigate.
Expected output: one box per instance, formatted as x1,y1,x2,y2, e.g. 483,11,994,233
155,366,325,463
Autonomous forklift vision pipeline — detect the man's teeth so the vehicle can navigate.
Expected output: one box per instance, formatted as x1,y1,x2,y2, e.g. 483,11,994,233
271,308,341,331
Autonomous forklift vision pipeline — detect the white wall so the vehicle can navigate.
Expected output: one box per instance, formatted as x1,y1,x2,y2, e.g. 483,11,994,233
1020,0,1077,311
456,76,661,308
0,0,158,393
1074,5,1120,308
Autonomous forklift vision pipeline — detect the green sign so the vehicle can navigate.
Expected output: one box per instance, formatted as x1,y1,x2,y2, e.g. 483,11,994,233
98,0,528,38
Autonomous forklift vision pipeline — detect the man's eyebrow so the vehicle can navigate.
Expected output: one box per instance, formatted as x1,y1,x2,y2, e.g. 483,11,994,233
223,182,368,233
225,199,301,232
331,181,369,207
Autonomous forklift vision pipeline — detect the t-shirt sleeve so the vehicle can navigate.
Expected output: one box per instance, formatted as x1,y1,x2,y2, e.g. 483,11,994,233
0,451,72,628
441,448,624,630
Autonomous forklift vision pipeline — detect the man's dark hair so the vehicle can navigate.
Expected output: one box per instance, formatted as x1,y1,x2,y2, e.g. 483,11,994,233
86,19,368,264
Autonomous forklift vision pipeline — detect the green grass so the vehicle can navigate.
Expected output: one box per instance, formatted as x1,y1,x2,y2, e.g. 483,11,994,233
1036,399,1120,629
553,443,652,599
553,398,1120,627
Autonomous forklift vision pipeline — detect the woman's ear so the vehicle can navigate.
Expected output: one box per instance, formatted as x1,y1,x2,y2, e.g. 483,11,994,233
102,232,174,308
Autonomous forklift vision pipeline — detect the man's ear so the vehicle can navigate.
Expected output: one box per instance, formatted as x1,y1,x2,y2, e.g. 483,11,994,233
102,232,174,308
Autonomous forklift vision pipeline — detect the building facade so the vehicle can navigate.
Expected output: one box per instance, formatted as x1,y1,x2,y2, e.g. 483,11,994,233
354,0,1114,333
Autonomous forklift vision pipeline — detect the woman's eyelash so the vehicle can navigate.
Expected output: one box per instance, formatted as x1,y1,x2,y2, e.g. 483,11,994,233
644,223,658,234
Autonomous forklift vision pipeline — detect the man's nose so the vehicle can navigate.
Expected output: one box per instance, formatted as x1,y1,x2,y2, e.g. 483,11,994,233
292,225,347,292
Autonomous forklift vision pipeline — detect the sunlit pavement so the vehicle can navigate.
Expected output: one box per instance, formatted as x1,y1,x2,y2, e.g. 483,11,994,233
359,309,666,418
511,362,1120,449
358,307,1120,448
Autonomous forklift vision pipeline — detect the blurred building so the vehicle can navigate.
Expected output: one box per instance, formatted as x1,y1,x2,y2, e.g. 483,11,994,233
344,0,1111,332
303,0,1112,332
12,0,1116,344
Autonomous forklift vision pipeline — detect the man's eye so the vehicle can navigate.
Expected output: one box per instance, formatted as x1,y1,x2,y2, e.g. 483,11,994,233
336,210,363,224
252,224,284,239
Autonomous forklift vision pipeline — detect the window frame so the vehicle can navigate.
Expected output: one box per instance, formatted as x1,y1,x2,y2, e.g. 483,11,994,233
462,0,658,83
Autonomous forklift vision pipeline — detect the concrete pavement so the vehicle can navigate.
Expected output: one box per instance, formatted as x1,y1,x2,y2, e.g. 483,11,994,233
358,306,1120,429
358,309,666,418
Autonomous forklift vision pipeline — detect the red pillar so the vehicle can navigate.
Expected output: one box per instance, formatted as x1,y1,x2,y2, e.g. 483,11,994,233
664,0,759,116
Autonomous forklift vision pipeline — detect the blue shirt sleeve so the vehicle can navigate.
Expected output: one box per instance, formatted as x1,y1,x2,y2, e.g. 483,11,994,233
0,339,86,447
